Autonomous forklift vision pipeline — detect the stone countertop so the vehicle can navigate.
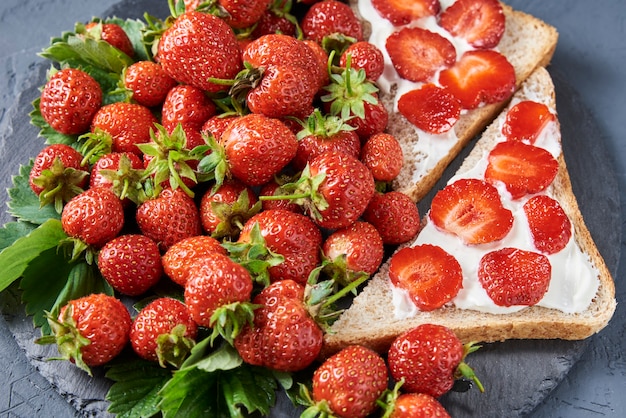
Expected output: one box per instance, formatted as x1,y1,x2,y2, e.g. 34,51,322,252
1,0,624,416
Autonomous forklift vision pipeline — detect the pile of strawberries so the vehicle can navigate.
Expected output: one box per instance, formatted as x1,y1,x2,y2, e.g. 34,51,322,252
0,0,519,416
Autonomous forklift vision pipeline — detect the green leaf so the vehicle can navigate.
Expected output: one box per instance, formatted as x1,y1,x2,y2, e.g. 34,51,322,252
0,221,36,252
21,253,113,334
7,161,62,224
106,17,152,62
105,358,173,418
0,219,66,293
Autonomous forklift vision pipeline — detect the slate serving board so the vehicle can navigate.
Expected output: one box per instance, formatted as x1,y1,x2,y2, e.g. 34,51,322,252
0,0,621,416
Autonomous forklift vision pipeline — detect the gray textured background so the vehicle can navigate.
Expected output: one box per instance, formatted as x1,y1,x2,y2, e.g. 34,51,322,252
1,0,625,417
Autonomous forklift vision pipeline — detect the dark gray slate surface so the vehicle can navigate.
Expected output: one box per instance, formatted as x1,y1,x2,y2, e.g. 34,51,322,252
1,0,625,417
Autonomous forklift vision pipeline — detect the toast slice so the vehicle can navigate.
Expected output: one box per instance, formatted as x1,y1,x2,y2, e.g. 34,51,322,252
321,67,617,357
351,0,559,202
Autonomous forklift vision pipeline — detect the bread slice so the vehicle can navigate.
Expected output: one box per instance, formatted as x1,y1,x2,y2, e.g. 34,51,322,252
321,67,617,357
351,1,559,202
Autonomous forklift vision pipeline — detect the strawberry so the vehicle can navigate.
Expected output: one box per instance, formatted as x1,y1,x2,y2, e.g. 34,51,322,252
37,294,131,375
29,143,89,211
242,33,326,91
235,280,323,372
340,41,385,81
387,324,483,398
306,345,388,418
201,114,239,141
250,8,297,38
123,61,178,108
61,187,124,248
157,11,242,93
184,252,255,342
439,0,505,49
386,27,456,83
346,93,389,140
360,132,403,182
130,297,198,367
89,152,144,205
362,191,420,245
438,50,516,109
199,179,260,239
502,100,556,144
39,68,102,135
136,187,202,251
219,113,298,186
85,21,134,57
301,0,364,43
484,140,559,199
237,209,322,285
280,150,375,230
97,234,163,296
387,392,451,418
259,180,303,213
161,84,217,149
321,220,384,279
397,83,462,134
478,247,551,306
389,244,463,311
244,63,319,118
90,102,159,155
429,178,513,245
371,0,440,25
292,110,361,171
523,195,572,254
162,235,227,287
219,0,273,29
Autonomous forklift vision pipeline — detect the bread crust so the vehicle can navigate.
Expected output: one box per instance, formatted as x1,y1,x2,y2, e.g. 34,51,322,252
350,1,559,202
321,67,617,358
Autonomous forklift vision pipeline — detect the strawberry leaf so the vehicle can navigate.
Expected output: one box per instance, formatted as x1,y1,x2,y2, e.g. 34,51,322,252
105,358,173,418
21,255,113,334
0,219,66,293
159,343,284,417
7,161,62,224
0,221,36,252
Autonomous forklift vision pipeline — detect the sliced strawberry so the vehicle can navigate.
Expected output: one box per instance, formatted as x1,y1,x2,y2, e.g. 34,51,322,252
523,195,572,254
371,0,440,26
438,50,515,109
484,141,559,199
398,83,462,134
430,178,513,245
386,27,456,83
502,100,556,143
389,244,463,311
478,247,551,307
439,0,505,49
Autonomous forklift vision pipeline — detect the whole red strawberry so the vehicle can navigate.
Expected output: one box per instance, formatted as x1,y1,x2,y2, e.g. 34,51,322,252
234,280,323,372
360,132,403,182
162,235,227,287
340,41,385,81
157,11,242,93
184,252,254,342
301,0,364,43
39,68,102,135
387,324,483,398
124,60,178,108
237,209,322,285
61,187,124,248
130,297,198,367
97,234,163,296
161,84,217,149
199,179,259,239
219,113,298,186
37,293,131,375
362,191,420,245
306,345,388,418
29,143,89,211
136,187,202,251
85,21,134,57
90,102,159,155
